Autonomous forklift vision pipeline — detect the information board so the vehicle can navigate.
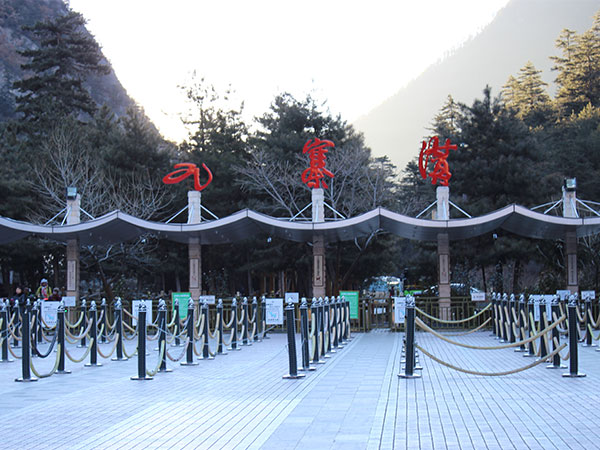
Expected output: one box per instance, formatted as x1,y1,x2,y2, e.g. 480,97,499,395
265,298,284,325
41,301,60,327
393,297,406,324
171,292,191,319
471,292,486,302
582,290,596,300
132,300,153,326
339,291,359,319
284,292,299,304
62,296,76,307
199,295,216,305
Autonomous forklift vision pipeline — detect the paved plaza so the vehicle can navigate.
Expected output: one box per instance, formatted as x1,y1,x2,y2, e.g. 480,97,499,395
0,329,599,449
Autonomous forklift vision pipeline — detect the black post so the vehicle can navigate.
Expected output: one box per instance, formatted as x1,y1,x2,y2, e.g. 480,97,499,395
217,299,227,355
563,296,586,378
318,298,329,359
491,293,498,337
181,298,198,366
30,300,38,358
338,296,346,346
325,297,334,354
508,294,515,343
100,298,108,343
344,296,351,340
85,301,101,367
547,297,566,369
524,295,536,357
261,296,269,339
399,297,421,378
331,296,339,350
1,301,13,363
251,297,259,342
283,300,305,379
584,295,594,347
228,298,240,351
15,300,36,382
77,299,87,348
311,298,324,364
157,299,172,373
242,297,251,346
201,300,214,360
56,301,71,375
299,298,315,371
515,294,526,352
172,298,181,347
12,299,21,348
112,298,127,361
131,301,152,380
539,298,549,360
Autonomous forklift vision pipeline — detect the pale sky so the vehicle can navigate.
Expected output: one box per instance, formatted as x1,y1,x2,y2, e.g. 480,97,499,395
69,0,511,144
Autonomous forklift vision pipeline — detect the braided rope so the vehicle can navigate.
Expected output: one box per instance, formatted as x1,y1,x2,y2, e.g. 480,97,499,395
96,334,120,359
416,342,567,376
416,303,491,325
7,343,21,359
146,341,165,377
223,327,235,346
123,343,138,358
65,338,94,363
576,306,585,324
208,313,219,339
588,308,600,329
166,339,190,362
440,318,492,336
415,315,566,350
65,311,85,329
237,309,245,326
30,344,62,378
65,319,93,341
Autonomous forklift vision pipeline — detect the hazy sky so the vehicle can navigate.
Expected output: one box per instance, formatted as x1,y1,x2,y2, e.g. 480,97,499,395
69,0,510,144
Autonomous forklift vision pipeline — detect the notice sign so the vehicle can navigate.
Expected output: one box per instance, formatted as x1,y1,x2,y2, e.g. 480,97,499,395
171,292,191,319
62,296,76,307
393,297,406,324
285,292,299,304
132,300,153,326
265,298,284,325
199,295,216,305
471,292,486,302
41,301,60,327
582,291,596,300
339,291,359,320
556,290,571,301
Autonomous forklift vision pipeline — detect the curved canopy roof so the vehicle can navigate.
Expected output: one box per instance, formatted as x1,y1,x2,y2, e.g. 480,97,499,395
0,204,598,246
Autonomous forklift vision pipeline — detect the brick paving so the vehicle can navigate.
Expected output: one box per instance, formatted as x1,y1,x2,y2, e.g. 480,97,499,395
1,327,599,449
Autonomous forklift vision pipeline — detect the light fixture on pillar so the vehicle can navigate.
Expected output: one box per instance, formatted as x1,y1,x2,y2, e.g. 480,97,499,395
564,178,576,192
66,186,77,200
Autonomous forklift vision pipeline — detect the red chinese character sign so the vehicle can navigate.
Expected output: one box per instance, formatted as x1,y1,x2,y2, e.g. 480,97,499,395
418,136,457,186
301,138,335,189
163,163,213,191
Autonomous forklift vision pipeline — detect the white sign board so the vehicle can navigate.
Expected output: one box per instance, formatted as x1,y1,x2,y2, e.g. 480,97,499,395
41,301,60,327
531,295,542,321
471,292,486,302
393,297,406,324
199,295,216,305
284,292,299,304
62,296,76,307
265,298,284,325
132,300,153,326
582,290,596,300
531,295,553,322
556,290,571,301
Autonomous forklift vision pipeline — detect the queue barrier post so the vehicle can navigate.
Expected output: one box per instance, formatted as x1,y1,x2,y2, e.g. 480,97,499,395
217,299,227,355
112,298,127,361
85,301,101,367
547,297,566,370
56,301,71,375
0,301,13,363
78,299,87,348
563,296,586,378
283,299,304,379
181,298,198,366
131,302,152,380
399,297,421,379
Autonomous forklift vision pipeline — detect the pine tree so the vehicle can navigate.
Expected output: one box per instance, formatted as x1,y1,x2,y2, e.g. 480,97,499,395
501,61,551,125
13,10,110,124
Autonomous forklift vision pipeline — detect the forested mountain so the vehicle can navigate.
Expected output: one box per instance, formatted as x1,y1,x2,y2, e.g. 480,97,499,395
0,0,134,121
354,0,599,171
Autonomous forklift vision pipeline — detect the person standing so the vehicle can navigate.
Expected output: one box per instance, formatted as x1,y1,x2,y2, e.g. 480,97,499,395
35,278,52,300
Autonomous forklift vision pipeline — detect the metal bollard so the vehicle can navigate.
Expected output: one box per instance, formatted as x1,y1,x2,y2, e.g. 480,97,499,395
131,301,152,380
181,298,198,366
584,296,595,347
399,297,421,379
344,296,351,340
100,298,108,343
228,298,241,351
539,299,549,360
1,301,13,363
261,296,269,339
331,296,339,350
547,297,566,369
112,298,127,361
30,301,38,358
515,294,526,352
85,301,101,367
172,299,181,347
252,297,259,342
242,297,251,346
283,299,305,379
338,296,346,346
311,298,324,364
523,295,536,357
78,299,87,348
56,301,71,375
508,294,516,343
299,298,315,371
201,300,214,360
563,296,586,378
15,300,36,382
216,299,227,355
317,298,329,358
325,297,334,354
491,293,498,337
12,299,20,348
157,299,172,373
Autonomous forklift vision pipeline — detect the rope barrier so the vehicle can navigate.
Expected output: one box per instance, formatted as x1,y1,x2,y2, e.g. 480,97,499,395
166,339,190,362
439,318,492,336
415,315,566,350
65,311,85,329
7,342,21,359
123,343,138,359
553,337,570,361
576,306,585,324
123,308,135,319
223,327,235,346
65,339,94,363
415,303,491,324
39,315,56,330
208,313,219,339
588,308,600,329
65,319,93,341
237,309,245,326
97,334,120,359
146,341,166,377
34,333,58,358
416,342,567,376
30,344,62,378
587,324,600,341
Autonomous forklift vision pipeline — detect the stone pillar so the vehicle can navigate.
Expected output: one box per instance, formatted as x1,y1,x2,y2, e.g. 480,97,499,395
188,191,202,300
66,194,80,300
436,186,451,319
562,186,578,294
312,188,326,298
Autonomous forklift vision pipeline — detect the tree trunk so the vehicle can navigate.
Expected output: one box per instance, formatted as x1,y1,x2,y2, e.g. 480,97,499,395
481,263,487,293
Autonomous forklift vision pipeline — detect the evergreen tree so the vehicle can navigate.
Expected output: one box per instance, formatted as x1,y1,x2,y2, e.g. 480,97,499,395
13,10,110,124
501,61,552,125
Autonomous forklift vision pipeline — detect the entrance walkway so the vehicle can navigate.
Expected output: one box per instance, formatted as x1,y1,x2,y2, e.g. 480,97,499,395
0,330,598,449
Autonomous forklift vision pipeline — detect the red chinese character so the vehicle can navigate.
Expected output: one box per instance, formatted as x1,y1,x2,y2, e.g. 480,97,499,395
301,138,335,189
163,163,213,191
418,136,457,186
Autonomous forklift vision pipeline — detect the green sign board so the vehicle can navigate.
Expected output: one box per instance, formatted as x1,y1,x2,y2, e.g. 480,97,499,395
171,292,191,319
339,290,359,319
